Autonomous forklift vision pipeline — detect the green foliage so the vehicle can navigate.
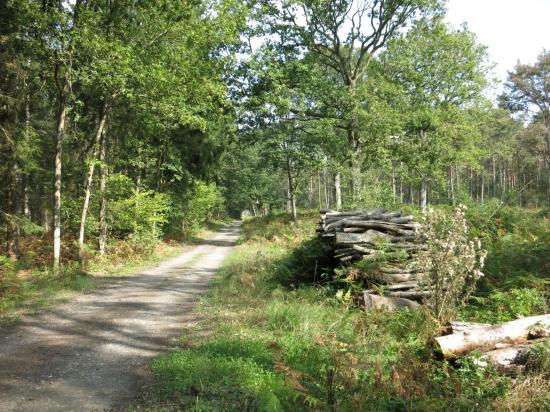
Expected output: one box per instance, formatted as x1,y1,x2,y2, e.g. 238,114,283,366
102,173,170,240
427,355,510,410
460,288,547,323
177,180,225,236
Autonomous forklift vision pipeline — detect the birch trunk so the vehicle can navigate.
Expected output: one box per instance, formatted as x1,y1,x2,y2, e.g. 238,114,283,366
286,155,297,222
420,177,427,212
334,171,342,211
98,128,108,255
53,83,67,273
78,102,108,259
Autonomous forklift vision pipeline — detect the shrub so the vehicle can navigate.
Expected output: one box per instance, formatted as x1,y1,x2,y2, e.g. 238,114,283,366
459,288,547,323
108,189,169,239
418,205,487,323
178,180,225,236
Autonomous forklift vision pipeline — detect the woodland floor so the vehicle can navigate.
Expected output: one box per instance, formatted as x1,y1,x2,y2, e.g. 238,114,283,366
0,222,241,412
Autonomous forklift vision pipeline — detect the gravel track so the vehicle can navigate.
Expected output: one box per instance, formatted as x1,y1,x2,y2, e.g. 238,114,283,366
0,223,240,411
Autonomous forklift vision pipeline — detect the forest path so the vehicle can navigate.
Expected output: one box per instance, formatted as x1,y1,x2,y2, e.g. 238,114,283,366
0,222,241,412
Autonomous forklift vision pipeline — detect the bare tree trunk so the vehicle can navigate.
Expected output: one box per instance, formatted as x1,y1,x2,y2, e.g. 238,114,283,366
420,177,427,212
391,162,396,205
468,168,474,200
334,171,342,211
481,165,485,203
456,166,460,194
307,174,313,209
78,102,108,259
23,179,30,218
502,166,506,196
317,170,322,209
286,181,291,212
53,85,67,273
98,129,108,255
323,167,329,209
22,75,31,220
399,163,404,203
449,166,455,205
492,153,497,197
5,159,19,259
286,155,297,221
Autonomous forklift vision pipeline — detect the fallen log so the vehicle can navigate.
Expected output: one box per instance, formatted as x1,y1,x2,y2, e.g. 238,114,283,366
388,215,415,224
363,292,420,311
325,208,386,218
334,248,355,254
341,220,418,235
386,290,431,299
325,220,345,231
352,244,375,254
334,250,358,258
339,256,361,264
343,227,366,233
369,271,420,283
448,321,491,334
335,230,393,245
390,234,418,243
480,344,533,373
379,265,423,274
365,282,419,293
384,281,420,291
377,211,402,219
434,314,550,359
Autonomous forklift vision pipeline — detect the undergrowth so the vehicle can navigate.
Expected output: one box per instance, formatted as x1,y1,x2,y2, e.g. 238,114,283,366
142,206,549,411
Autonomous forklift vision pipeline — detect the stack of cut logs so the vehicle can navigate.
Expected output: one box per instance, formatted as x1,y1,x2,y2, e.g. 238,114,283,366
435,315,550,374
317,208,429,309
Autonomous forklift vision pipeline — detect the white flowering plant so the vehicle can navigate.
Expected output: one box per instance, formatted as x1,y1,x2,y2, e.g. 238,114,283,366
418,204,487,323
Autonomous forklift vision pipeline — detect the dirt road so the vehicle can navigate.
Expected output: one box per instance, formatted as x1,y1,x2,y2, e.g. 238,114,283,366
0,223,241,411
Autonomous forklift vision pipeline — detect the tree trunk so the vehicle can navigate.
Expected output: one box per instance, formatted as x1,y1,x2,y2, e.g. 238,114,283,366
481,169,485,203
286,155,297,222
399,163,404,203
98,128,108,255
391,162,396,205
420,177,427,212
350,148,361,203
434,314,550,359
323,167,329,209
307,174,313,209
78,101,108,260
492,153,497,197
5,160,18,259
23,178,30,218
334,171,342,211
317,170,322,209
53,85,67,273
449,166,455,205
286,182,291,213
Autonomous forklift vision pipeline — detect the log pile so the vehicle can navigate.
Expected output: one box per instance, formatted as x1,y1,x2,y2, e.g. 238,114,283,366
317,208,429,308
435,315,550,374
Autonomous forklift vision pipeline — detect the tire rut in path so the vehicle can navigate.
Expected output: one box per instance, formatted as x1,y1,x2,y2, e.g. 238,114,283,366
0,223,241,412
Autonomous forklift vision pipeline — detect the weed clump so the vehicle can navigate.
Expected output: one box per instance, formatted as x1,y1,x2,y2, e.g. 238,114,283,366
418,204,487,323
